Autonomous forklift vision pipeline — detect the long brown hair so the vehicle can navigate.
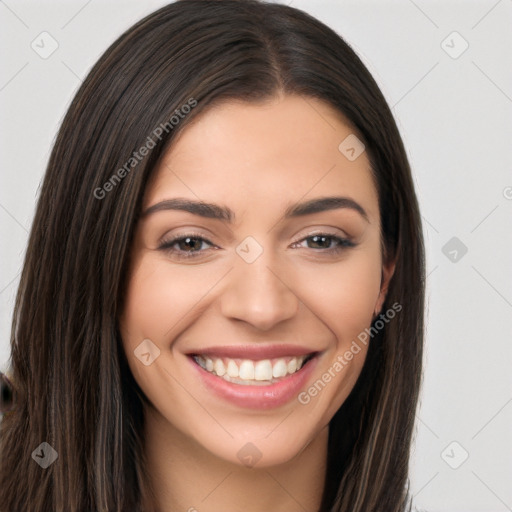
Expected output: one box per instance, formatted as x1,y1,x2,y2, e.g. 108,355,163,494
0,1,425,510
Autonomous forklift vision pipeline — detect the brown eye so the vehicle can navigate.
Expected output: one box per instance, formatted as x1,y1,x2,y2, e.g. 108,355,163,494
294,233,356,254
158,234,216,259
307,235,336,249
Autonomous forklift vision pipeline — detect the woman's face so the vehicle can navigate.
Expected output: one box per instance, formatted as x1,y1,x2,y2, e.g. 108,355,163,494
120,94,394,467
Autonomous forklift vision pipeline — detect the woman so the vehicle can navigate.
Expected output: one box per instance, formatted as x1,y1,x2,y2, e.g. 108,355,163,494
0,0,425,510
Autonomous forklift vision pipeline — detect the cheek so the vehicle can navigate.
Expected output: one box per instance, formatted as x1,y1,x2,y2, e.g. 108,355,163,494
294,252,381,423
119,257,215,397
293,249,383,342
121,263,168,344
120,257,219,346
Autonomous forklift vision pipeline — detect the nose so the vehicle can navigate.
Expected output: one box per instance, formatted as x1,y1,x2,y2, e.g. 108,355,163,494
220,254,299,331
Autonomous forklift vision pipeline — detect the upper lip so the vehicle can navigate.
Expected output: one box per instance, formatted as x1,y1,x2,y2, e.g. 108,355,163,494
187,344,318,360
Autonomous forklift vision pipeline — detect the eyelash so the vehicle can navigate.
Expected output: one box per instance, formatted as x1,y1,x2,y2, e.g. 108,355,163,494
158,232,356,260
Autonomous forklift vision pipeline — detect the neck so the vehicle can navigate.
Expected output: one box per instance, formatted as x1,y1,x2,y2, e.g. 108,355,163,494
142,405,329,512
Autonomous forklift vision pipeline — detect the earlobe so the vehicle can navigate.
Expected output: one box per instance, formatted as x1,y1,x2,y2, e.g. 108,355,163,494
373,260,396,318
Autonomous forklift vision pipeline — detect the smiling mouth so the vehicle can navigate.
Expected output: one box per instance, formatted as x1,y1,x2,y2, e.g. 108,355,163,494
192,353,317,386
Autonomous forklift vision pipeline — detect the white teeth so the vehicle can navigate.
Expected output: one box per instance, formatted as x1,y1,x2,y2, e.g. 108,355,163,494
214,359,226,376
193,354,310,384
226,360,239,377
239,360,255,380
254,360,272,381
287,358,297,374
272,359,287,378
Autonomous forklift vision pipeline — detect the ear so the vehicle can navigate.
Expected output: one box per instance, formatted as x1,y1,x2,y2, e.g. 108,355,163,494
373,259,396,318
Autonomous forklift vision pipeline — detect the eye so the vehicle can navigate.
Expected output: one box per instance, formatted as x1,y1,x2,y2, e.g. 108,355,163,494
158,231,356,260
292,232,356,254
158,234,216,259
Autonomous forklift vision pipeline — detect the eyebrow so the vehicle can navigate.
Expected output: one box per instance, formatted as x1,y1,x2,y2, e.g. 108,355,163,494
141,196,369,223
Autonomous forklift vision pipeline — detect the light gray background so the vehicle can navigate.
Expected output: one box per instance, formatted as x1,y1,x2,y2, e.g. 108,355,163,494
1,1,511,510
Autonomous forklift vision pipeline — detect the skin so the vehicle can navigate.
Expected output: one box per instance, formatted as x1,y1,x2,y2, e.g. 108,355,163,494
119,93,394,512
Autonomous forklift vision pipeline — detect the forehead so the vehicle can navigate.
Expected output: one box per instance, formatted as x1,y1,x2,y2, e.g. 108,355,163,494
145,94,379,223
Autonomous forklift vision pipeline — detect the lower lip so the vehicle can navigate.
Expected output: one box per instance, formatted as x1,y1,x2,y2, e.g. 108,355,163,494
187,354,320,409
